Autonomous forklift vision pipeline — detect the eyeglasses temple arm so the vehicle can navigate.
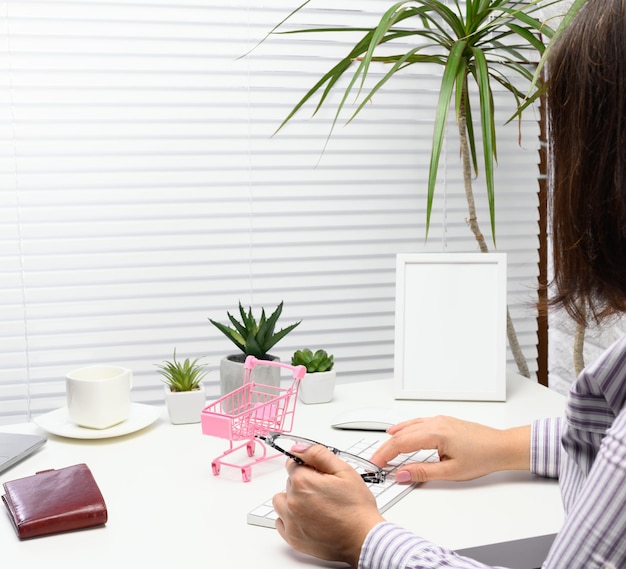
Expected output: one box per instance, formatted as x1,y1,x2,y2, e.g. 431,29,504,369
255,435,306,465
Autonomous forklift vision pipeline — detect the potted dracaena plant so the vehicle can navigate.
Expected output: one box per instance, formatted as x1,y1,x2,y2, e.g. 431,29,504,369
291,348,336,404
209,301,301,395
255,0,569,379
155,349,209,424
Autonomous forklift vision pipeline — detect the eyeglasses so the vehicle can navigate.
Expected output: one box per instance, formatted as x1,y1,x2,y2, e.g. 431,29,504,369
256,432,386,484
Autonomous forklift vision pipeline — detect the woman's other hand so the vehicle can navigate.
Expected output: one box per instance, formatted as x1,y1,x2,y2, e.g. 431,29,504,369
370,416,530,483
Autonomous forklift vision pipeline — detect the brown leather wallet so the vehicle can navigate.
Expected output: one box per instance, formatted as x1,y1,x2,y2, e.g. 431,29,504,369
2,463,108,539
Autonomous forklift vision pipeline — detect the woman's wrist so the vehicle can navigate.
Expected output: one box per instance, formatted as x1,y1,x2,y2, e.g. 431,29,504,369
492,425,531,471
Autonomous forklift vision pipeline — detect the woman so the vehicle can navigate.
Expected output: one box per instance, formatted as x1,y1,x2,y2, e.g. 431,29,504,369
271,1,626,567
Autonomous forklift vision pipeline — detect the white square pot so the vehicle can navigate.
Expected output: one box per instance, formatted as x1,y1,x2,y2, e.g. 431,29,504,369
298,370,336,404
164,386,206,424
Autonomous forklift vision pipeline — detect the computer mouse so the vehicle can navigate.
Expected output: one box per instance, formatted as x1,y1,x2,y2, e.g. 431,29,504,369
330,407,404,431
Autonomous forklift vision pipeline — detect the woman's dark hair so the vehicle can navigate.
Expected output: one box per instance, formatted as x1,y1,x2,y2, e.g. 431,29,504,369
547,0,626,326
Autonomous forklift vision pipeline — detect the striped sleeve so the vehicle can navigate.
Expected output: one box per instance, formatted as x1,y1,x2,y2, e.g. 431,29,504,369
543,408,626,567
359,522,493,569
530,417,563,479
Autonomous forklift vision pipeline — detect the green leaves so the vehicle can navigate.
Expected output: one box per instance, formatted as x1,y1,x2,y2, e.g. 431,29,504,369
291,348,335,373
429,39,467,235
209,301,302,360
265,0,561,243
472,46,497,240
155,349,209,392
531,0,588,90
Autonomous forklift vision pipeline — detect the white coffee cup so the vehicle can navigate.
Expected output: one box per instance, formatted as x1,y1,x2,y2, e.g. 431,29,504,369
66,366,133,429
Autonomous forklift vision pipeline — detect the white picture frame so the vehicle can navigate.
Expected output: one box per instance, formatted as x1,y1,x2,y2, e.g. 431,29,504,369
393,252,507,401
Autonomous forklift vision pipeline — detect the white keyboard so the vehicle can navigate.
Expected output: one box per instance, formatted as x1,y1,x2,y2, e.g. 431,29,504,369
247,438,439,528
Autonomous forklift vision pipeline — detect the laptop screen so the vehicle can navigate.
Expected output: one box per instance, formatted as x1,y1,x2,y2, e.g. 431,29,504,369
456,533,557,569
0,432,47,474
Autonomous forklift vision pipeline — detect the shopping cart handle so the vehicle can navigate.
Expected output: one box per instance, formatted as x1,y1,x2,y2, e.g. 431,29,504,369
244,355,306,380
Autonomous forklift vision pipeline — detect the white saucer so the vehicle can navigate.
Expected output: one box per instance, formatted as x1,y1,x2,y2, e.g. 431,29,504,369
33,403,161,439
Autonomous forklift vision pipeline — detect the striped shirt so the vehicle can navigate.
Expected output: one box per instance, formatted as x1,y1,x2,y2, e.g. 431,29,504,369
360,334,626,569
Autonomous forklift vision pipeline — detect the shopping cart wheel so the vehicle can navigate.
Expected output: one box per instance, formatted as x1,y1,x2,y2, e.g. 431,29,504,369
212,461,220,476
241,466,251,483
246,440,255,457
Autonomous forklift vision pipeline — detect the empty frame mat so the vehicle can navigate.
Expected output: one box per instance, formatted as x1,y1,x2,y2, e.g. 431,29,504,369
394,253,507,401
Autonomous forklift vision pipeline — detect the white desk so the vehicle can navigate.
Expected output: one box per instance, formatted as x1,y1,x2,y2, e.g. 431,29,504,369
0,375,566,568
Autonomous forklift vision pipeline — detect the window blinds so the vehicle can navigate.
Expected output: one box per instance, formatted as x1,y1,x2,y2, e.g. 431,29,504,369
0,0,542,425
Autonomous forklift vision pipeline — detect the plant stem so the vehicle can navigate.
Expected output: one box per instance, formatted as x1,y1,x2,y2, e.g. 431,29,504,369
507,308,530,378
573,301,587,377
574,322,586,377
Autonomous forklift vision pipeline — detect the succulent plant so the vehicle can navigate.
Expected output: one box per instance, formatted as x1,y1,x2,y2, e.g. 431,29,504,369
209,301,301,360
155,349,209,392
291,348,334,373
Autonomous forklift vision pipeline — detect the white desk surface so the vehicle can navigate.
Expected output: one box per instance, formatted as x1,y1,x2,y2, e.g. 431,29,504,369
1,375,566,568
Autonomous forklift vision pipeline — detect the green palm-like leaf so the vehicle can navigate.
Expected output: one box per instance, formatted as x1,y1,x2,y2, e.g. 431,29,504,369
427,39,467,235
463,84,479,176
471,46,497,241
531,0,588,90
261,0,560,243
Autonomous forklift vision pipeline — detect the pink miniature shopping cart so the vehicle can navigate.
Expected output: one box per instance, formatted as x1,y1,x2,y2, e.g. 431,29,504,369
200,355,306,482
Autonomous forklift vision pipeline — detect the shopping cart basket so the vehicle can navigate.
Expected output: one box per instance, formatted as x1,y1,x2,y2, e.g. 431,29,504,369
200,355,306,482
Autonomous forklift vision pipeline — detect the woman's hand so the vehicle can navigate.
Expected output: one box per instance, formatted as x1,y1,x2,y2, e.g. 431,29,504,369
370,416,531,483
273,443,385,567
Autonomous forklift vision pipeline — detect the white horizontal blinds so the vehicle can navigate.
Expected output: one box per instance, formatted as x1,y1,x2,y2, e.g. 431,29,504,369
1,160,30,423
0,0,541,425
1,4,29,423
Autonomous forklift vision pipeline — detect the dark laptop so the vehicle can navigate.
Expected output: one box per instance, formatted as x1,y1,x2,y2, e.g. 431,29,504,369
456,533,557,569
0,432,47,474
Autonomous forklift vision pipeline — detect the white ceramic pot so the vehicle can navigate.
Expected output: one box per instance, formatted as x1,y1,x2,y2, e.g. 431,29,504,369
164,386,206,424
298,370,336,404
219,354,280,396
